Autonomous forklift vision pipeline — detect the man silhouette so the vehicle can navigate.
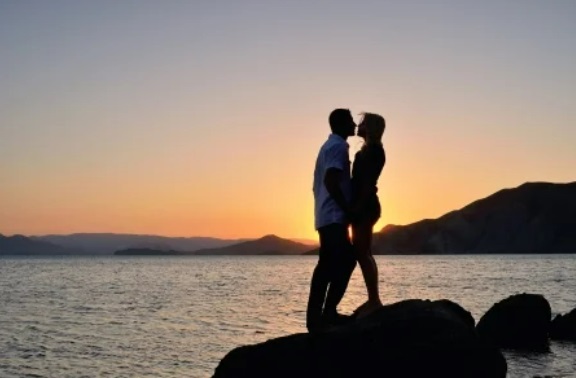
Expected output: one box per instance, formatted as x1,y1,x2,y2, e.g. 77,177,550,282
307,108,357,332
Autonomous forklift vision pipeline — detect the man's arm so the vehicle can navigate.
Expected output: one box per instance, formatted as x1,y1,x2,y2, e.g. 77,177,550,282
324,167,351,218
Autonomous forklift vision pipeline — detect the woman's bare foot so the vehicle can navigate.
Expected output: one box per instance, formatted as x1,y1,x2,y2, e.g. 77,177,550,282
353,300,383,319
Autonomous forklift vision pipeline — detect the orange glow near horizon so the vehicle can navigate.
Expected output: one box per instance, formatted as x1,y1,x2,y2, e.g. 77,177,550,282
2,104,576,240
3,112,574,241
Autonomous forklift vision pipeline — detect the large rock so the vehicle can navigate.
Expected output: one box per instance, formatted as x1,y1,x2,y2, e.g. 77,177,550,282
550,307,576,341
213,299,506,378
476,293,551,349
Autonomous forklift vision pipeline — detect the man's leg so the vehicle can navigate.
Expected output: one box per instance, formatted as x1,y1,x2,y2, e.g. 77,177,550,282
306,230,331,332
323,224,356,318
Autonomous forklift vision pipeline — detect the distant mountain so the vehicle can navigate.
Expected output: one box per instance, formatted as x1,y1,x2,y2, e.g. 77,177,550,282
114,248,186,256
373,182,576,254
292,238,319,246
33,233,249,255
192,235,312,255
303,248,319,255
0,234,76,255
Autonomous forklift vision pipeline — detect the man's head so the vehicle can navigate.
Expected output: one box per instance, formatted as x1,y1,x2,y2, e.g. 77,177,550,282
329,108,356,138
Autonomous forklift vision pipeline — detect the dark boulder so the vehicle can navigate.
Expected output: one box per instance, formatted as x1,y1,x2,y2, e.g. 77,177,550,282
550,307,576,341
476,293,551,349
433,299,476,328
213,299,506,378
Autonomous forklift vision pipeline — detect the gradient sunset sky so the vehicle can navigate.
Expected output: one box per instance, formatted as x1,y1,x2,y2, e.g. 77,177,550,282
1,1,575,239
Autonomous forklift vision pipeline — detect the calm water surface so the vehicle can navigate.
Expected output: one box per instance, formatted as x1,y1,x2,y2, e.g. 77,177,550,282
1,255,575,378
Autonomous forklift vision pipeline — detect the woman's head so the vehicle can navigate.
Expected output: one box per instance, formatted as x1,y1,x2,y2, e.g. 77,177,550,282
357,112,385,145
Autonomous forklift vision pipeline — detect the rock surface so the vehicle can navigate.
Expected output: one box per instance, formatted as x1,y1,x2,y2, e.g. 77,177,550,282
476,293,551,349
550,307,576,341
213,299,506,378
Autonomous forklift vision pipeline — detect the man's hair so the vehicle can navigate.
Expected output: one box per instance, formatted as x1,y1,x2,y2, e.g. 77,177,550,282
329,108,352,132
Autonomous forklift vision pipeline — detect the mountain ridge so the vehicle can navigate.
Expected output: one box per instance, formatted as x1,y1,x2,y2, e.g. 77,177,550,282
32,233,251,255
4,181,575,255
192,234,312,255
0,234,77,255
373,181,576,254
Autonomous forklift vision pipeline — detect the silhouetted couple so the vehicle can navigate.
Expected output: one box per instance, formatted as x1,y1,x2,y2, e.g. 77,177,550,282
307,108,386,332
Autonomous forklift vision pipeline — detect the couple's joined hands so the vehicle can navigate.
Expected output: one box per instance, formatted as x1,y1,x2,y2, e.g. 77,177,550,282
345,206,361,224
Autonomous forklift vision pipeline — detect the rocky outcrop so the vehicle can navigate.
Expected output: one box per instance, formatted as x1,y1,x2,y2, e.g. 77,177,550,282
476,294,551,349
213,299,506,378
550,308,576,341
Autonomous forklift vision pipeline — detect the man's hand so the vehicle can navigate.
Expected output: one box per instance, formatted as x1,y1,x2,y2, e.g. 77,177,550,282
324,167,351,217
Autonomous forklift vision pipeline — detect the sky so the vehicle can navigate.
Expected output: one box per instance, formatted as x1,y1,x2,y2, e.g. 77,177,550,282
1,1,575,239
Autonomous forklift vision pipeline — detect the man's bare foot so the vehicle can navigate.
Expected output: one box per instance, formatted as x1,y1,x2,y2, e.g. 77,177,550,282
353,300,383,319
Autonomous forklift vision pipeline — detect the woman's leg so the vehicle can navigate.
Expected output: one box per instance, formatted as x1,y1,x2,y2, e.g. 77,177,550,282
353,221,382,310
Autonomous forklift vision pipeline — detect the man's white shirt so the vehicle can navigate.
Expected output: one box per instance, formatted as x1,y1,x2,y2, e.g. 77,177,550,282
313,134,352,230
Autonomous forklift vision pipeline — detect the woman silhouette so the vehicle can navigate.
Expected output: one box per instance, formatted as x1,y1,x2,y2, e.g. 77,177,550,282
351,112,386,317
